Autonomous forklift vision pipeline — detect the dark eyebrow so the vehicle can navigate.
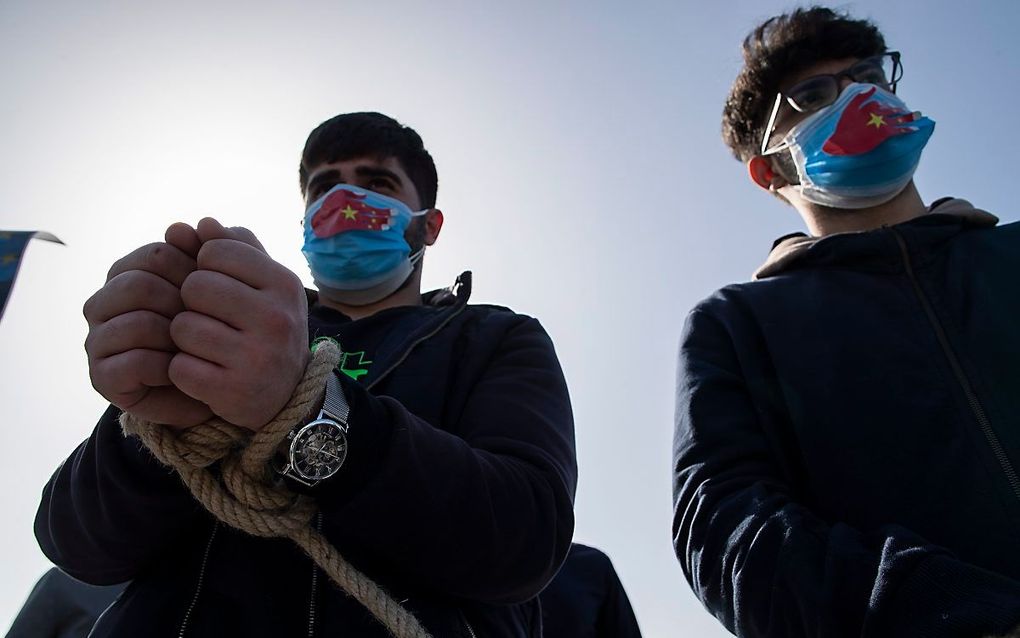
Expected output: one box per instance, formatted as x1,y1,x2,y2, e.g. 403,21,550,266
307,169,342,196
354,166,403,186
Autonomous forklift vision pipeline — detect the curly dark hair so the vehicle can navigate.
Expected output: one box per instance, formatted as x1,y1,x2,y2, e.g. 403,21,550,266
299,112,438,208
722,6,886,162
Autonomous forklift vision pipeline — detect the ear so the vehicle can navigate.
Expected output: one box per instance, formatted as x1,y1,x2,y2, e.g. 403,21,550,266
747,156,788,192
423,209,444,246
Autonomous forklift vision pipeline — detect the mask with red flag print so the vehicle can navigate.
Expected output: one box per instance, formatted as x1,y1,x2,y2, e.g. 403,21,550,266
302,183,427,306
768,82,935,209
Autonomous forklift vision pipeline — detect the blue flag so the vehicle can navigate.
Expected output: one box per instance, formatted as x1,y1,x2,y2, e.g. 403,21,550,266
0,230,63,321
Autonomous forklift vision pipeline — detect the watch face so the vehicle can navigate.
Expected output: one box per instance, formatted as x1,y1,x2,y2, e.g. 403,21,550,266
291,419,348,481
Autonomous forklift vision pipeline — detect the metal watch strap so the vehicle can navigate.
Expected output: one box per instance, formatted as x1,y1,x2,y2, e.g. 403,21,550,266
320,372,350,425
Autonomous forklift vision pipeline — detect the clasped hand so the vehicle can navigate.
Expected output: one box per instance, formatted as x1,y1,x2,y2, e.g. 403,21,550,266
84,218,310,430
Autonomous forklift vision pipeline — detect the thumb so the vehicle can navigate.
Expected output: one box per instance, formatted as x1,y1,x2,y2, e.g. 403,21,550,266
196,217,266,253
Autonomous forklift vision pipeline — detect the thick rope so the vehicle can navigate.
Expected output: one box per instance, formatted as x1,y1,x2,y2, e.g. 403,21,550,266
121,340,431,638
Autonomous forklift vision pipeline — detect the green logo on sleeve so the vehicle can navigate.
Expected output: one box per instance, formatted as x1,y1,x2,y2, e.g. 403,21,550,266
339,351,373,381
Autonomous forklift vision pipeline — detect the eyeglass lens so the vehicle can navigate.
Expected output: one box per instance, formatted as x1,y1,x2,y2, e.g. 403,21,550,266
786,54,900,113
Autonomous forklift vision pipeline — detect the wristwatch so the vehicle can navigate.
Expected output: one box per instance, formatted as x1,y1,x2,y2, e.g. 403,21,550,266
279,373,350,487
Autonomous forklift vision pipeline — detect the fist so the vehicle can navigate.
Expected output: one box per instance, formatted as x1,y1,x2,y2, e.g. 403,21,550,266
84,225,213,427
167,218,310,430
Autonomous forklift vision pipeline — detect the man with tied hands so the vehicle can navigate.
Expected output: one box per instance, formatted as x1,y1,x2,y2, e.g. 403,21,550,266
672,7,1020,638
37,112,577,637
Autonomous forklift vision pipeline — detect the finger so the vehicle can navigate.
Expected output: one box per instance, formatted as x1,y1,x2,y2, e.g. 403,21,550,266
84,271,186,326
168,351,281,430
179,269,264,330
127,387,213,428
106,242,197,287
196,238,293,291
167,350,227,408
90,349,176,402
85,310,175,359
165,222,202,259
196,217,266,253
170,310,243,368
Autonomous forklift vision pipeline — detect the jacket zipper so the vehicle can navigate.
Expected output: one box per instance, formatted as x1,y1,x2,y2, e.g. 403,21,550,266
178,522,219,638
459,610,478,638
174,291,469,637
366,302,468,392
300,280,468,635
891,229,1020,501
307,512,323,637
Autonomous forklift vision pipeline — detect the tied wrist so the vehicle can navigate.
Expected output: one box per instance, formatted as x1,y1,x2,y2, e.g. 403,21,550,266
120,339,343,489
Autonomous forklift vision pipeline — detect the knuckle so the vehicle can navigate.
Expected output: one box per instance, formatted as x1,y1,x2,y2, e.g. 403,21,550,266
179,271,205,304
82,290,100,321
261,308,291,334
139,242,172,272
168,313,191,341
196,239,227,265
283,269,305,295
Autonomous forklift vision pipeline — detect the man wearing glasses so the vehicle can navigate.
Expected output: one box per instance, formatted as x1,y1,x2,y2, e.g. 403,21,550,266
672,6,1020,638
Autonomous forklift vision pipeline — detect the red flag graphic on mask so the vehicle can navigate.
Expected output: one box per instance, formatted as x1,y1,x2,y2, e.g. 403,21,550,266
311,189,393,238
823,86,921,156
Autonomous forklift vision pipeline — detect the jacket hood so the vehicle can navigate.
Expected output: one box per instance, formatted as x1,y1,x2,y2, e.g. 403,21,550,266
753,198,998,280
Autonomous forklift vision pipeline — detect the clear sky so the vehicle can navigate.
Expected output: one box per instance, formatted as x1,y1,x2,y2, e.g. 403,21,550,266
1,0,1017,635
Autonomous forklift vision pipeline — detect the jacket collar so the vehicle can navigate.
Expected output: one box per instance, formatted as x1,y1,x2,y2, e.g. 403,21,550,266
305,272,473,389
753,198,998,280
305,271,472,313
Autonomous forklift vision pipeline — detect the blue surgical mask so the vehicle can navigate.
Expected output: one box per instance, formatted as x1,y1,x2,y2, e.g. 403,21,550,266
302,184,428,306
769,83,935,209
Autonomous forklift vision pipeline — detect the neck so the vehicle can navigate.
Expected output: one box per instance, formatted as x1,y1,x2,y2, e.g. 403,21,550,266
797,182,928,237
318,267,424,321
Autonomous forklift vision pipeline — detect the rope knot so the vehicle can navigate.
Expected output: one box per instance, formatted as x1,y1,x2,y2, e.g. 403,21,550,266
118,339,430,637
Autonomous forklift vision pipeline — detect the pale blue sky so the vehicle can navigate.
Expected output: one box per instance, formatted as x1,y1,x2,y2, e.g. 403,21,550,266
1,1,1017,635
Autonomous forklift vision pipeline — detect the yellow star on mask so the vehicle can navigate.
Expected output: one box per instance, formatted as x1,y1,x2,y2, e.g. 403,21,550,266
867,113,886,128
342,205,358,220
2,253,17,265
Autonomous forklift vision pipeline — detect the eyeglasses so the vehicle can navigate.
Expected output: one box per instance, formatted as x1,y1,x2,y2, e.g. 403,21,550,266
760,52,903,155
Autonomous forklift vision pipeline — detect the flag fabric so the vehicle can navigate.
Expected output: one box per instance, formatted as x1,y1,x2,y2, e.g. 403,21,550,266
310,188,394,239
822,86,924,156
0,230,63,321
797,84,935,194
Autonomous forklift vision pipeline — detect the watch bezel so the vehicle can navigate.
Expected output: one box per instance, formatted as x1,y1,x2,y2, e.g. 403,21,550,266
288,417,348,482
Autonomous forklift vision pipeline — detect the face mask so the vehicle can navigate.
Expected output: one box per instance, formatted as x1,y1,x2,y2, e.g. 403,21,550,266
770,83,935,209
302,183,428,306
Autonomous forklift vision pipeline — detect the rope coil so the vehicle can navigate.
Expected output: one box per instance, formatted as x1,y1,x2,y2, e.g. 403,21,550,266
121,340,430,638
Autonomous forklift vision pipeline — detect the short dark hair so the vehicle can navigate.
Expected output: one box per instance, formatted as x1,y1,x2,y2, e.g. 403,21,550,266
299,112,439,208
722,6,886,162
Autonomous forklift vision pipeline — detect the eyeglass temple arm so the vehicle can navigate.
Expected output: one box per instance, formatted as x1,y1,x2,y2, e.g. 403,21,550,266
760,93,785,155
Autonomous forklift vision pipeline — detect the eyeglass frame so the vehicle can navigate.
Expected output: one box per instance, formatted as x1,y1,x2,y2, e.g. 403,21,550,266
759,51,903,156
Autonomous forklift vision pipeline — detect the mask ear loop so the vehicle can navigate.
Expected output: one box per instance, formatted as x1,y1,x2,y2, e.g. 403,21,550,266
409,246,425,267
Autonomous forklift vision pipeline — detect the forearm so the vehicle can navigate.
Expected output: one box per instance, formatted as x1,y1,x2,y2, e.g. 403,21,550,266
309,318,577,602
677,470,1020,637
310,383,574,603
35,405,204,584
674,305,1020,637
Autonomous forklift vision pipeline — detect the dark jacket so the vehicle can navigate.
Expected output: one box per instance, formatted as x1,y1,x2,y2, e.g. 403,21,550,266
6,568,124,638
36,272,577,637
539,543,642,638
672,201,1020,638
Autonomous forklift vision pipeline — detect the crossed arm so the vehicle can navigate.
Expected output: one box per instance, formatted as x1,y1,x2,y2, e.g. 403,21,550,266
38,218,576,602
673,306,1020,638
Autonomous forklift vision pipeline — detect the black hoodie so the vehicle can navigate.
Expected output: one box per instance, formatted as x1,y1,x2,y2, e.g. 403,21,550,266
36,272,577,637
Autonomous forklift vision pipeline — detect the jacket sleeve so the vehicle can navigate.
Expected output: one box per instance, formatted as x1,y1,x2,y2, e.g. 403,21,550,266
672,305,1020,638
596,554,643,638
35,405,205,585
311,315,577,604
